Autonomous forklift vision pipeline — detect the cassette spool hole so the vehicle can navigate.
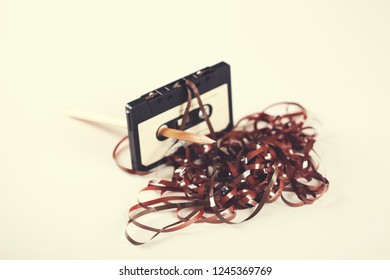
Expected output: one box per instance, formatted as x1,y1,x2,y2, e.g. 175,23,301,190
198,105,211,119
156,124,168,141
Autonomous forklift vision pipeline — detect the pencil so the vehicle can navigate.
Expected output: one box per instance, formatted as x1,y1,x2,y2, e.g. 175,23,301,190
66,110,215,145
158,126,215,145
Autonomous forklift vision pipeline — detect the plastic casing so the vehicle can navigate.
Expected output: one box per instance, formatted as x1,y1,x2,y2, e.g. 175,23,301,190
126,62,233,171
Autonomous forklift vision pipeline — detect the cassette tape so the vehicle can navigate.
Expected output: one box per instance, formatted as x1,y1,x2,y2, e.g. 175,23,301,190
126,62,233,171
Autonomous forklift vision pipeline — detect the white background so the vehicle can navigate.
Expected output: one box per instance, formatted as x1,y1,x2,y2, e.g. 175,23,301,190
1,0,389,259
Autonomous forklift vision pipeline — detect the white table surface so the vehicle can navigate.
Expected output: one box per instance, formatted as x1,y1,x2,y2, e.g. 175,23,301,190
1,0,389,259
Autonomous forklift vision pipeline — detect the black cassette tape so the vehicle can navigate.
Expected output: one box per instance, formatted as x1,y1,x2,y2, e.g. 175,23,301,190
126,62,233,171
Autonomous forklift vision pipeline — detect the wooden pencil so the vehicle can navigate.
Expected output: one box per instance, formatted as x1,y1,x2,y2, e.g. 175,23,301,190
158,127,215,145
66,110,215,145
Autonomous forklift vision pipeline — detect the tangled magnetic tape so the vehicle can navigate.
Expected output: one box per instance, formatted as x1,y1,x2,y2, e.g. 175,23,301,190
115,62,329,245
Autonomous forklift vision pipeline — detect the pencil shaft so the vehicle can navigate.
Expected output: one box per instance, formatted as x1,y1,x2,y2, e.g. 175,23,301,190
158,127,215,145
66,110,214,145
66,110,127,128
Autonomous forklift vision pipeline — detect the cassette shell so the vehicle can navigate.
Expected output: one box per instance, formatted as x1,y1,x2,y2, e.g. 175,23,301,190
126,62,233,171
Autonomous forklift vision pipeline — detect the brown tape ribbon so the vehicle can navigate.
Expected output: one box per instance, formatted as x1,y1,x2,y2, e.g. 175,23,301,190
115,84,329,245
